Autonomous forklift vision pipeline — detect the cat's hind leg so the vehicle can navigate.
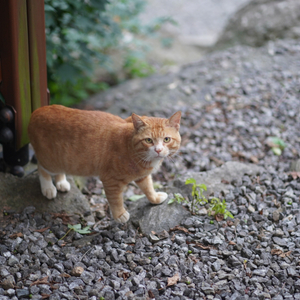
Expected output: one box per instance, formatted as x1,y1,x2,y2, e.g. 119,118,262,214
135,175,168,204
55,174,71,192
38,165,57,199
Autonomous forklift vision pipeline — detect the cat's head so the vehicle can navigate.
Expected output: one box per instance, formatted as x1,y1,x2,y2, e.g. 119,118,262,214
131,112,181,163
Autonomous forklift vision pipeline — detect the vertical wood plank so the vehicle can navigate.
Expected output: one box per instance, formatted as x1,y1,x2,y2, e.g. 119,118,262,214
27,0,48,111
0,0,32,149
17,0,32,148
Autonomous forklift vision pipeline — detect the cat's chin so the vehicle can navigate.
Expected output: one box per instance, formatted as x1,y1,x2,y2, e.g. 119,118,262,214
154,156,163,159
153,153,168,160
150,156,164,163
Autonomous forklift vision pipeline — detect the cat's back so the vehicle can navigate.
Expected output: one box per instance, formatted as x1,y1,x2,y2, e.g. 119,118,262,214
29,104,130,153
29,105,127,139
29,105,124,128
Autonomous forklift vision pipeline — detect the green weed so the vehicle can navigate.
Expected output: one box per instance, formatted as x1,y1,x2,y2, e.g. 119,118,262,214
60,224,92,241
168,193,187,205
268,137,286,156
208,198,234,220
185,178,233,220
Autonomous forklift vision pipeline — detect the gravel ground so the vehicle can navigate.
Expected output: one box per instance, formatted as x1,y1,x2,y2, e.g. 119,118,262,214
1,39,300,299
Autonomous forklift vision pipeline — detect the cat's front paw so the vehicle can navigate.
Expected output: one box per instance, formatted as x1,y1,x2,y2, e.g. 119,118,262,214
42,185,57,199
56,179,71,192
115,210,130,223
149,192,168,204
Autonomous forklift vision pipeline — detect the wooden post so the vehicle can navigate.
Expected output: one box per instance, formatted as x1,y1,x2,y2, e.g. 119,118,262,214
0,0,48,172
27,0,49,112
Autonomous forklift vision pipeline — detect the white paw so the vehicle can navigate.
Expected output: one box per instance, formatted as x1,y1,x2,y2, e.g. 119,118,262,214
115,211,130,223
39,173,57,199
56,180,71,192
42,185,57,199
156,192,168,204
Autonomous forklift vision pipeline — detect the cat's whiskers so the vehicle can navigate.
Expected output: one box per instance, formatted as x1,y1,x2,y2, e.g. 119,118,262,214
165,155,175,164
133,156,147,167
166,151,180,164
132,152,152,167
169,152,179,158
132,152,149,161
168,150,179,157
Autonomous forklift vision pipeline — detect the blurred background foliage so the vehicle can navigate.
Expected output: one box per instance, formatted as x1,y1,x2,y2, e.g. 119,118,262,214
45,0,173,106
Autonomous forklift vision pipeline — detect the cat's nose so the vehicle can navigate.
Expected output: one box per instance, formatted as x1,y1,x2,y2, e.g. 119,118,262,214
155,148,162,153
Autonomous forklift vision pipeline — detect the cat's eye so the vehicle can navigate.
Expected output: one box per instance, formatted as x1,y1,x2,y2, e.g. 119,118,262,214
164,137,171,143
145,138,153,144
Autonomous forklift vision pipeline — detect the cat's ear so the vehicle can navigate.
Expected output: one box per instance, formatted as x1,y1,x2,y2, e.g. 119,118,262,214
132,113,146,130
168,111,181,131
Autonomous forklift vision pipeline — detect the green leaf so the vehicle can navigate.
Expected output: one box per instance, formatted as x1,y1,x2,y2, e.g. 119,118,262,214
168,198,175,205
224,211,234,219
68,224,81,230
174,193,185,202
124,56,154,78
76,226,91,234
44,4,56,11
196,184,207,191
272,147,282,156
153,182,163,189
56,64,81,83
185,178,196,185
269,137,286,149
128,194,145,201
90,0,108,11
68,224,91,234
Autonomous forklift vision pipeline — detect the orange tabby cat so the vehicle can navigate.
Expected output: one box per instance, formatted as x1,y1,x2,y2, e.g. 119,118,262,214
28,105,181,223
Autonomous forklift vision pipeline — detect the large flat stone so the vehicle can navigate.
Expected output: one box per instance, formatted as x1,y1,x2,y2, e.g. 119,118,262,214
173,161,264,196
0,173,93,222
128,196,190,236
